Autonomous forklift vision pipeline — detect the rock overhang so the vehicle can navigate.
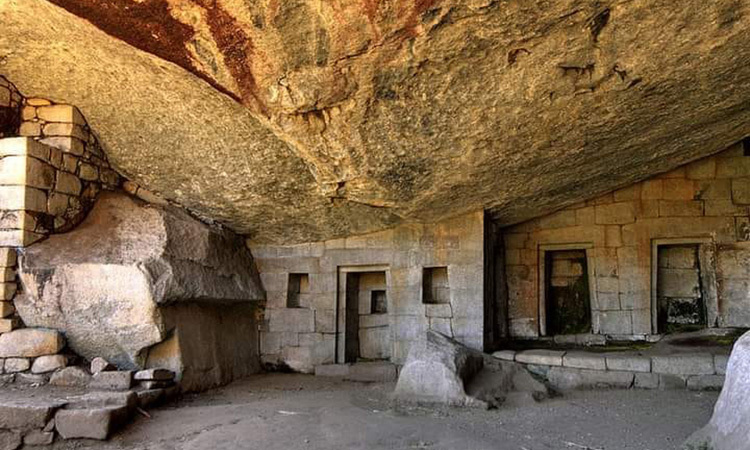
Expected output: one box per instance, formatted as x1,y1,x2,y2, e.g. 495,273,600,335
2,0,750,243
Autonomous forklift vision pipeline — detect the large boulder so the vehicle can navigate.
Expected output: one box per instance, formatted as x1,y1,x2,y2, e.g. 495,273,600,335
687,330,750,450
16,192,265,369
394,331,486,407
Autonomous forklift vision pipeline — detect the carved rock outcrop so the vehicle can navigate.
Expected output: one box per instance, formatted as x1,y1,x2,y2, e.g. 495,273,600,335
3,1,750,243
15,192,264,374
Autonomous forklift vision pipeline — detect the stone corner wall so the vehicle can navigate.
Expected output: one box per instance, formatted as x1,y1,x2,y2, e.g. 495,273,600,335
504,140,750,339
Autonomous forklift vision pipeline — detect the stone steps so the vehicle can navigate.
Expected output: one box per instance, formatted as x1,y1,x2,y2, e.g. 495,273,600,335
495,349,728,391
0,384,179,448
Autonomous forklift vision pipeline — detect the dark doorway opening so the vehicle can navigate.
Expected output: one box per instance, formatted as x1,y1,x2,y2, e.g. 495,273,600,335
544,250,591,335
656,244,706,333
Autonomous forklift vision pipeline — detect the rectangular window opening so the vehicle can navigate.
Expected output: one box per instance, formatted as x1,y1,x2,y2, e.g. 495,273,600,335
287,273,310,308
423,267,450,304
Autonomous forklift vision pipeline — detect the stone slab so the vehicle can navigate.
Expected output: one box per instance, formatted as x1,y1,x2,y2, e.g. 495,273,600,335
605,354,651,373
687,375,725,391
0,399,66,430
562,352,606,370
134,368,174,381
347,362,398,382
314,364,350,378
89,371,134,391
547,367,634,391
515,350,565,366
651,354,715,375
55,405,130,440
492,350,516,361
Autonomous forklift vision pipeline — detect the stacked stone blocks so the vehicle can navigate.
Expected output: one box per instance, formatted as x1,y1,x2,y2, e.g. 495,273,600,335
496,349,727,391
252,212,485,372
505,141,750,338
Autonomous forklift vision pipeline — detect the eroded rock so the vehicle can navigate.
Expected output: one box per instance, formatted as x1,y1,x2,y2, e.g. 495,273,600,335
687,330,750,450
4,1,750,244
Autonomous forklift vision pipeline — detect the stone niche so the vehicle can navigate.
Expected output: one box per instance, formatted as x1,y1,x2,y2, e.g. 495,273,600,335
15,192,265,391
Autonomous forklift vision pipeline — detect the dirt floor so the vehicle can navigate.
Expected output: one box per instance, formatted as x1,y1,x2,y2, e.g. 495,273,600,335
59,374,717,450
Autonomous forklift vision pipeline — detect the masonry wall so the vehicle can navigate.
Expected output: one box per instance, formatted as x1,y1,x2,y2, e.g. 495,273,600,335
249,211,485,372
504,141,750,339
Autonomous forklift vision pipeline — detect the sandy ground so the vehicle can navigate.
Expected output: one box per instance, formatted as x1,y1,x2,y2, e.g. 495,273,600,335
60,374,717,450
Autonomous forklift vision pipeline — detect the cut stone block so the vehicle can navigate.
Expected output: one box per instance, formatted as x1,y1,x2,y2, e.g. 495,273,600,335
658,374,688,389
49,367,91,387
31,354,67,373
89,371,134,390
651,354,715,375
425,303,452,318
0,329,65,358
134,368,174,381
0,399,66,430
634,372,660,389
314,364,350,378
562,352,606,370
0,301,14,318
687,375,725,391
35,104,85,125
492,350,516,361
346,362,398,383
55,406,130,440
515,349,565,366
0,248,16,267
547,367,634,390
0,318,19,333
605,354,651,373
0,283,15,301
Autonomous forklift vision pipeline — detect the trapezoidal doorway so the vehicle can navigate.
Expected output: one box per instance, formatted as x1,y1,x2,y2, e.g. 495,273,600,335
339,268,390,363
543,249,592,335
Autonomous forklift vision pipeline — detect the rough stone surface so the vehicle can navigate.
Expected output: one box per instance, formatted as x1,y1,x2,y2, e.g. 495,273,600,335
0,431,21,450
89,371,134,391
0,399,65,430
0,329,64,358
55,406,130,440
687,331,750,450
394,331,484,406
31,354,67,373
4,0,750,244
16,192,264,368
49,366,91,388
90,357,114,374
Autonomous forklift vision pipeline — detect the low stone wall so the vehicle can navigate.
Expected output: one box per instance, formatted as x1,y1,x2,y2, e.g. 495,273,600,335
495,349,727,391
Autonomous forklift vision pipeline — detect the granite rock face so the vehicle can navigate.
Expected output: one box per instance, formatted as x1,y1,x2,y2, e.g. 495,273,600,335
687,330,750,450
3,1,750,244
394,331,485,406
15,192,264,369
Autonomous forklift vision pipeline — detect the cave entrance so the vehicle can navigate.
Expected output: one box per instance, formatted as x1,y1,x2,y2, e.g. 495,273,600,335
542,249,592,336
339,267,390,363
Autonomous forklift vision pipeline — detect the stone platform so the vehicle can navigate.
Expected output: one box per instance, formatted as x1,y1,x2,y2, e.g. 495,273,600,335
495,331,733,391
0,380,178,448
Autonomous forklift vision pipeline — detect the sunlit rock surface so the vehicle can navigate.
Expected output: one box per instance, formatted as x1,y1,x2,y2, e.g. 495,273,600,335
2,0,750,243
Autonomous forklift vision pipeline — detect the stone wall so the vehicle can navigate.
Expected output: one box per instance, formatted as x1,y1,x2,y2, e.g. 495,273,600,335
250,212,485,372
0,76,22,139
504,141,750,339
